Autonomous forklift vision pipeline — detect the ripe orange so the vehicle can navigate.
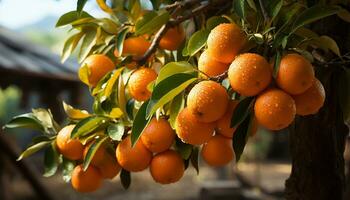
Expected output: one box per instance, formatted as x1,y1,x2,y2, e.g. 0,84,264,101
175,108,215,145
216,100,239,138
128,68,157,101
159,25,185,50
71,165,102,193
276,54,315,95
228,53,272,97
293,78,325,116
150,150,185,184
83,142,106,165
56,125,84,161
113,36,151,57
81,54,115,87
207,23,246,63
254,89,296,130
187,80,229,123
141,118,175,153
116,135,152,172
198,49,229,77
201,134,234,167
96,154,121,179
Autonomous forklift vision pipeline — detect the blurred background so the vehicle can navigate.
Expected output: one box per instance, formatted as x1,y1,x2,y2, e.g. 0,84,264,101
0,1,348,200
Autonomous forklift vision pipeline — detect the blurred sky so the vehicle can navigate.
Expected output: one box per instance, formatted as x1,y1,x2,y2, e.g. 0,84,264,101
0,0,102,29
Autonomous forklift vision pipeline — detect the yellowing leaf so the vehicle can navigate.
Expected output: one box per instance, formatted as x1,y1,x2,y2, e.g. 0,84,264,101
96,0,114,14
118,74,128,119
317,36,341,57
63,101,90,119
338,9,350,23
109,108,123,119
104,67,124,98
78,64,91,86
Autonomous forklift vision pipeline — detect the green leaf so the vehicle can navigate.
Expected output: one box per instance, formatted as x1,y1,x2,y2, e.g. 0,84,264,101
17,141,51,161
316,36,341,57
77,0,88,14
43,143,59,177
233,0,247,20
61,32,84,62
78,28,99,63
187,29,210,57
146,73,197,118
156,61,195,84
190,147,199,175
169,92,185,129
116,28,129,56
71,116,109,139
291,5,341,33
126,99,135,120
266,0,283,20
56,11,92,27
107,122,124,141
230,97,254,128
83,136,108,171
131,101,151,146
120,169,131,190
135,11,157,32
32,108,60,133
135,11,169,35
118,74,128,119
175,139,192,160
273,50,282,78
103,68,124,99
206,16,230,30
99,18,119,34
4,113,45,132
62,158,75,183
232,114,251,162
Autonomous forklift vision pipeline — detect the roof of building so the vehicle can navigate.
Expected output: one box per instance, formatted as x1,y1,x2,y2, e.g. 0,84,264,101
0,26,78,82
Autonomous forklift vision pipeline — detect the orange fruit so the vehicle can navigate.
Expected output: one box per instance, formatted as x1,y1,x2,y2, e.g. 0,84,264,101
128,68,157,101
198,49,229,77
114,36,151,57
293,78,325,116
187,80,229,123
83,142,106,165
254,89,296,130
228,53,272,97
150,150,185,184
141,118,175,153
159,25,185,50
175,108,215,145
81,54,115,87
71,165,102,193
116,135,152,172
56,125,84,161
201,134,234,167
207,23,246,63
216,100,239,138
96,154,121,179
276,53,315,95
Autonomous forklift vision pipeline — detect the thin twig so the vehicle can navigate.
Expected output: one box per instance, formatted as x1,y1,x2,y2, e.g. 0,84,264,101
210,71,228,82
258,0,269,22
136,0,212,66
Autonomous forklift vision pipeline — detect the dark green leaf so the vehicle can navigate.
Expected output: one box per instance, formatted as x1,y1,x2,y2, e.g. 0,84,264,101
116,28,129,56
175,139,192,160
126,99,135,120
187,29,210,56
230,97,254,128
107,122,124,141
190,147,199,175
17,141,51,161
146,73,197,118
43,143,59,177
273,50,282,78
206,16,230,30
156,61,195,84
56,11,92,27
4,113,45,132
120,169,131,189
233,0,247,20
232,114,251,162
83,136,108,170
169,92,185,128
77,0,88,14
266,0,283,19
131,101,151,146
71,116,109,139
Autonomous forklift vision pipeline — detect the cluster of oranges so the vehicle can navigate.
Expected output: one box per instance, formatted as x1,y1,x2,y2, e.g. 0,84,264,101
72,22,326,192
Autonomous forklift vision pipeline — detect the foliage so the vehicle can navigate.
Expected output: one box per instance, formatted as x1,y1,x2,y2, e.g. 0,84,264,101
4,0,350,191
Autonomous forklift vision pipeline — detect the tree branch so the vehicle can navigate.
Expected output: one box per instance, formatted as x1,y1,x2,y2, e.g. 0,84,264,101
136,0,212,66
